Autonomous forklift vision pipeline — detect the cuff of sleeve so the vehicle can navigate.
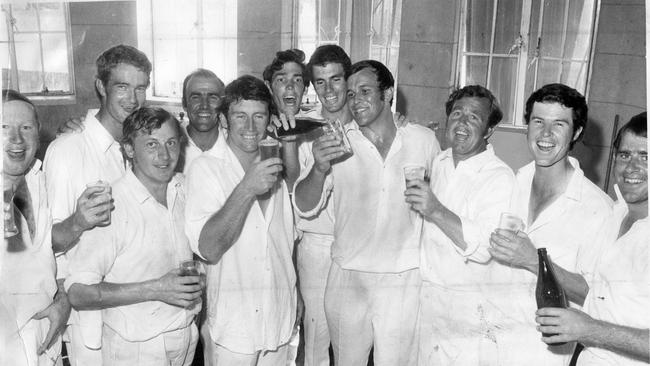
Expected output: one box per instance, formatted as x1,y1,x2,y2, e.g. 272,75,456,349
456,217,491,263
291,175,329,219
64,271,102,292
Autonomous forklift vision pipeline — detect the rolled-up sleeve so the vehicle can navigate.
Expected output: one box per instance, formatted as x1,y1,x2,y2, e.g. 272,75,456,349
292,164,333,219
454,169,516,263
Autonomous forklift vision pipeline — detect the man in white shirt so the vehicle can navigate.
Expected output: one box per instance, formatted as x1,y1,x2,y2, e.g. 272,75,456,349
65,107,201,365
294,60,440,365
1,89,82,365
179,68,226,172
488,83,614,365
43,44,152,365
535,112,649,365
405,85,516,365
185,75,296,365
292,44,354,366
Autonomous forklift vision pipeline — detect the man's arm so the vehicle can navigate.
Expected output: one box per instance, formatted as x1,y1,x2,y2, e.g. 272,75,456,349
67,269,202,310
489,230,589,304
536,307,649,362
294,133,344,212
197,158,283,263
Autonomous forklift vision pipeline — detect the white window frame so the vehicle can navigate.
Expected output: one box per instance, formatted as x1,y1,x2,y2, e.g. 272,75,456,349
136,0,237,105
1,2,75,104
456,0,600,127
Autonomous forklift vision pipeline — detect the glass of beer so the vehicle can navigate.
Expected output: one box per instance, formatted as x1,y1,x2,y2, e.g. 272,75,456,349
179,260,206,309
259,139,280,161
3,186,18,238
322,119,352,154
498,212,525,233
403,165,426,187
86,180,112,226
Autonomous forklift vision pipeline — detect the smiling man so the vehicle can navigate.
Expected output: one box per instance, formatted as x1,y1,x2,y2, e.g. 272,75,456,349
42,44,152,366
179,68,226,172
294,60,440,365
404,85,516,365
488,83,614,365
185,75,296,365
535,112,648,366
64,107,201,365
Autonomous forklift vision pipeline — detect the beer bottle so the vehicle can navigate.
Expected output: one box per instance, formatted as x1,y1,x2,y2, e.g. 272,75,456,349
535,248,568,346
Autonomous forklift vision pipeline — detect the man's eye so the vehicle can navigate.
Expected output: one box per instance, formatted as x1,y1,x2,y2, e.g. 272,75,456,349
167,140,177,147
347,91,355,98
617,153,630,160
146,142,157,148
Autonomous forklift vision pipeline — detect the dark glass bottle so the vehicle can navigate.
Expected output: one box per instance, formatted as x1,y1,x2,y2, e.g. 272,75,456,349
535,248,568,346
275,116,325,137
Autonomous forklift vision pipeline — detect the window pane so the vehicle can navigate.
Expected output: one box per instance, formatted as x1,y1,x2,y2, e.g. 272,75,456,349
539,0,566,58
11,4,39,32
320,0,340,43
0,10,8,41
493,0,522,54
466,0,494,53
489,57,517,123
297,0,317,58
14,32,42,93
41,33,69,92
560,61,587,92
201,0,237,83
536,58,561,87
564,0,595,61
202,39,237,84
153,39,198,98
465,55,488,85
38,3,65,32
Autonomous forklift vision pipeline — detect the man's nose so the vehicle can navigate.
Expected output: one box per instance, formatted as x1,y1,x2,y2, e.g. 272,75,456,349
9,127,24,144
157,145,170,161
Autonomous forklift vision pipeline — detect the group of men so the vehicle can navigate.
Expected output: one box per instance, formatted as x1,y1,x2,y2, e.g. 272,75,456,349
1,42,647,366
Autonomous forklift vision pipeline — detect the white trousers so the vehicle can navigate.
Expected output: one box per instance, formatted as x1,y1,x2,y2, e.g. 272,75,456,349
65,323,103,366
2,316,63,366
324,263,420,366
297,234,332,366
201,323,290,366
102,323,198,366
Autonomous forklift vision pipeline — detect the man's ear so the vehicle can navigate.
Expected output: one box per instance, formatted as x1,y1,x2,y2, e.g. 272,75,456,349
572,126,584,142
484,125,496,140
219,113,228,130
123,142,135,160
384,87,394,105
96,79,106,98
264,80,273,94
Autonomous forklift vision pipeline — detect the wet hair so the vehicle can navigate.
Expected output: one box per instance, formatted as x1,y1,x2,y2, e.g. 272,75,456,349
445,85,503,129
121,107,186,153
524,83,587,148
349,60,395,105
614,112,647,149
262,49,310,88
306,44,352,82
219,75,275,120
96,44,152,86
181,68,225,109
2,89,38,126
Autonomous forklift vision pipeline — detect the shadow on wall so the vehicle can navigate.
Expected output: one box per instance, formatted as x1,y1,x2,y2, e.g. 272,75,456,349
571,115,612,191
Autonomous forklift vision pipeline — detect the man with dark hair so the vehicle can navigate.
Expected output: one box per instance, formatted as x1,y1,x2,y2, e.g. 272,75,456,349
293,44,353,366
65,107,201,365
185,75,296,365
179,68,226,172
488,83,613,364
43,43,152,365
1,89,78,365
536,112,648,365
407,85,516,365
294,60,440,365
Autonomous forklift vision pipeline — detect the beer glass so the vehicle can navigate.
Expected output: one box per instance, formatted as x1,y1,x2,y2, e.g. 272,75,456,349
322,119,352,154
86,180,112,226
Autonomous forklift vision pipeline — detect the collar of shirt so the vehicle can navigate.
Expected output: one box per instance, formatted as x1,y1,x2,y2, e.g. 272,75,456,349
182,121,227,154
518,156,585,203
84,109,121,154
437,144,497,174
123,169,184,210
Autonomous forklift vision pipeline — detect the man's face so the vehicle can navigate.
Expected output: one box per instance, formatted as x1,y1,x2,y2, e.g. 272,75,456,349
2,100,39,179
312,63,347,114
446,96,493,162
99,63,149,125
614,131,648,206
124,120,181,188
347,68,390,127
184,75,224,133
268,61,305,115
526,102,581,168
226,99,270,156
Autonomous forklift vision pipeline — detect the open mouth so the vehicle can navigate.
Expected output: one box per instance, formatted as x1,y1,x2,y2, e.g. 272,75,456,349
536,141,555,151
623,177,645,184
283,96,297,106
324,95,338,104
6,149,26,160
